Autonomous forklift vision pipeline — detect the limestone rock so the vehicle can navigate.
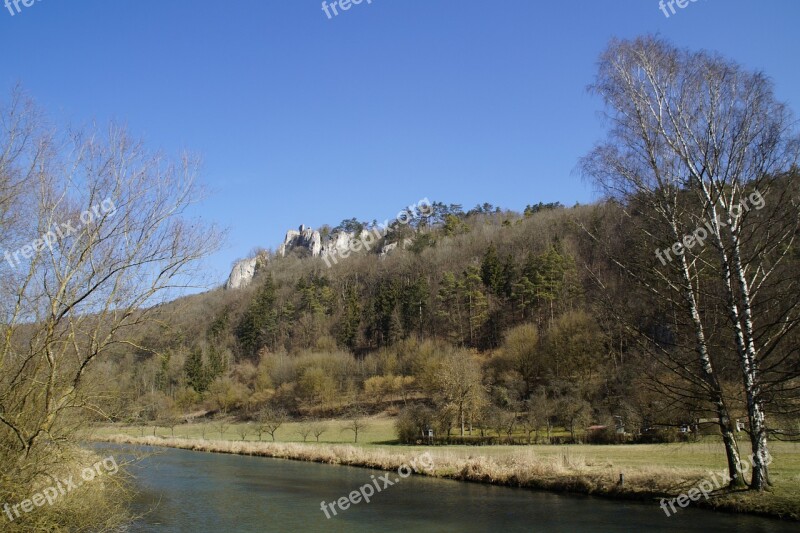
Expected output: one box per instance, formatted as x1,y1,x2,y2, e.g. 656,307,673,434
225,252,268,290
277,225,322,258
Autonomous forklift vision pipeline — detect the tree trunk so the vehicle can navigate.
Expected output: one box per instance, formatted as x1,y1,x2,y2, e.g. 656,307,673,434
704,201,770,489
676,251,745,487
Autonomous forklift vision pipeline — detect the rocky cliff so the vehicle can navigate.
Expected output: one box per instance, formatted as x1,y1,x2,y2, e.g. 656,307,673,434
225,224,409,289
224,252,268,290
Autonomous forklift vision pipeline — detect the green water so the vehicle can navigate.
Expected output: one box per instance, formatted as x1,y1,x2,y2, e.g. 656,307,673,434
102,445,796,532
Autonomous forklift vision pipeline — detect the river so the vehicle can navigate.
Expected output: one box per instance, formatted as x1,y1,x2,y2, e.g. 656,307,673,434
98,445,795,532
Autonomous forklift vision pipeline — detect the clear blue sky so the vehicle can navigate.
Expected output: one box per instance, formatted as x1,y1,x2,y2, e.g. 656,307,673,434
2,0,799,284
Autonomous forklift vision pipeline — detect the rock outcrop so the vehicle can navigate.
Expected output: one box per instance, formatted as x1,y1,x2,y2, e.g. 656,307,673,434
277,225,322,258
277,225,378,260
225,224,414,288
380,238,414,257
224,252,268,290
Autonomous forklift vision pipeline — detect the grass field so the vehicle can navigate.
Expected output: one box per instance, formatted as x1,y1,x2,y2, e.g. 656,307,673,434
91,415,800,521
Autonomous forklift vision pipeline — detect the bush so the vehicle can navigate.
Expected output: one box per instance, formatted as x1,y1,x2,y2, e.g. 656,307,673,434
395,405,435,444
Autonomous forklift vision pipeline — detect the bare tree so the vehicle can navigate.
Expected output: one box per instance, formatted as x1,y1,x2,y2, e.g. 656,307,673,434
0,87,222,519
310,421,328,442
431,349,486,437
342,410,370,443
214,420,230,441
161,414,182,438
582,36,800,489
295,421,313,443
257,407,287,442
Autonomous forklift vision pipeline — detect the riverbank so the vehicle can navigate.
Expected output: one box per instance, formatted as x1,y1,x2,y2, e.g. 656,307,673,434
94,434,799,522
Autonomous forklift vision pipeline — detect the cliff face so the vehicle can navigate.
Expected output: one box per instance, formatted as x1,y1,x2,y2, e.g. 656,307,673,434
224,252,268,290
225,223,412,289
276,225,387,260
277,225,322,258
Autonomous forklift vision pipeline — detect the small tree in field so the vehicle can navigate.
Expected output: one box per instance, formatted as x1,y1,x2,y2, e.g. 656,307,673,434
311,421,328,442
296,422,313,443
215,420,230,441
257,407,288,442
342,410,370,443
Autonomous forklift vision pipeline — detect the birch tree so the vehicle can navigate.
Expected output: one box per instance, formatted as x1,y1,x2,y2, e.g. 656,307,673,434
582,36,800,490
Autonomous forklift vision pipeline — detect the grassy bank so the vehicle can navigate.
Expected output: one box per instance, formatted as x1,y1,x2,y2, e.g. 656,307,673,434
93,432,800,522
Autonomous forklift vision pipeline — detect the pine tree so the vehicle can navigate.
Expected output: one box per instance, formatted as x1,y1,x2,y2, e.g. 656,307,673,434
481,244,502,294
236,275,278,356
400,275,429,339
155,351,171,393
437,272,464,343
336,285,361,350
462,265,489,347
499,253,516,299
184,346,208,393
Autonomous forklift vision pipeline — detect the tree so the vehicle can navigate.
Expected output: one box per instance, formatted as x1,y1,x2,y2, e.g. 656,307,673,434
490,407,516,443
208,377,249,414
336,284,361,350
395,405,435,443
522,390,551,443
342,410,370,443
295,421,313,442
363,376,389,406
311,421,328,442
500,323,542,400
184,346,209,393
462,266,489,347
481,244,503,294
557,397,592,443
236,275,279,356
582,36,800,489
437,272,464,343
431,350,486,437
161,414,183,438
257,408,287,442
215,420,230,440
0,89,221,526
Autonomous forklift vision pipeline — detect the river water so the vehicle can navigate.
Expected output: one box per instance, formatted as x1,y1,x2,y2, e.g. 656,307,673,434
99,445,795,532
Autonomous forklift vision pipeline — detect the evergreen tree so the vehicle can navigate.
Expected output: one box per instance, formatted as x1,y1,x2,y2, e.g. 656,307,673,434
236,275,278,355
499,253,516,299
336,285,361,350
481,244,503,294
184,346,208,393
155,351,171,393
462,265,489,347
400,275,429,339
437,272,464,343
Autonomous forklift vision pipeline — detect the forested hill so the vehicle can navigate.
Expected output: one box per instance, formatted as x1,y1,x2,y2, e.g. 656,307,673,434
93,187,798,439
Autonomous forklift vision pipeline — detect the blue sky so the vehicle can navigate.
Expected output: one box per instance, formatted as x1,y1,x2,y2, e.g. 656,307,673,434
2,0,799,284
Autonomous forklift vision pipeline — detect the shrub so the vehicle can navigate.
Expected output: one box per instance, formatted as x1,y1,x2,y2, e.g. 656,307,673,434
395,405,435,444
